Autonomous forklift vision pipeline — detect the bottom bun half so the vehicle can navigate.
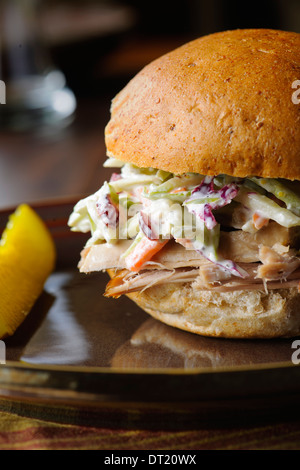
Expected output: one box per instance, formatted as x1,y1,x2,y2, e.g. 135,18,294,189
107,270,300,338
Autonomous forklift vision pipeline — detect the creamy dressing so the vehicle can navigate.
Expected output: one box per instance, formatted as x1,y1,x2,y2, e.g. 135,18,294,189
68,158,300,277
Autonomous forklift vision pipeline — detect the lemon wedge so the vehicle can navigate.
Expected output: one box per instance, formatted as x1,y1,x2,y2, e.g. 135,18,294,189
0,204,56,338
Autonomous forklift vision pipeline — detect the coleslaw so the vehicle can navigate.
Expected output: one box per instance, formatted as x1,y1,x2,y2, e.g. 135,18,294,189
68,158,300,277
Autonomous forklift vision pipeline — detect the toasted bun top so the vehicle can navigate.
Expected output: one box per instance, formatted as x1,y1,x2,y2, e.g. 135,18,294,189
105,29,300,180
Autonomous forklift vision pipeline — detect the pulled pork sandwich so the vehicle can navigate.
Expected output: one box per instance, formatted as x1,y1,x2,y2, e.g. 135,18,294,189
69,29,300,338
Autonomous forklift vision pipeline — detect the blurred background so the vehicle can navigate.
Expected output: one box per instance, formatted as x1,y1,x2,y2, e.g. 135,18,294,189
0,0,299,210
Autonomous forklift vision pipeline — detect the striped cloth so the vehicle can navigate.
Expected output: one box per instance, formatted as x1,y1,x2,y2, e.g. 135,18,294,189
0,399,300,450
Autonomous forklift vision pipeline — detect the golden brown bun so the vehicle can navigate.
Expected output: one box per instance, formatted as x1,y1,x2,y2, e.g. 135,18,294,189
126,283,300,339
105,29,300,180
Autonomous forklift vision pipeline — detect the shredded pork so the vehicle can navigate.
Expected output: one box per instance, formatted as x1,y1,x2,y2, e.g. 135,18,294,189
256,245,300,281
105,264,300,298
103,243,300,298
79,224,300,273
78,229,300,298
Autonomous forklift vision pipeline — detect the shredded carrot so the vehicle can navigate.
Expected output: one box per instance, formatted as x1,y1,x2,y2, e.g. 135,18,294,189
125,237,169,272
252,212,269,230
170,187,187,193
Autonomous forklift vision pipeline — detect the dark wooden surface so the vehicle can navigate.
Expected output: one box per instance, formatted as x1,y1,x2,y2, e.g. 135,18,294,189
0,96,114,210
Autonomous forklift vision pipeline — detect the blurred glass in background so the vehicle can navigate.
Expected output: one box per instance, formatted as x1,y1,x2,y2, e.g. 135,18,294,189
0,0,76,132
